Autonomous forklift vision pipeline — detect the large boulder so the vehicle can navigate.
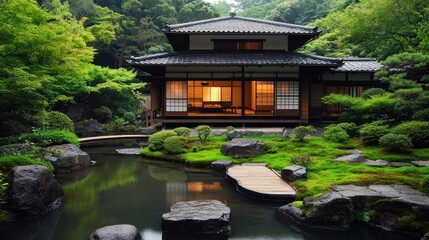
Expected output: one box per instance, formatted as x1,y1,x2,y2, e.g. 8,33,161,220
162,200,231,235
221,138,265,158
226,130,242,140
6,165,64,218
0,143,33,156
281,165,307,182
422,232,429,240
44,144,91,173
279,192,353,230
74,119,104,137
211,160,232,172
135,126,158,135
89,224,142,240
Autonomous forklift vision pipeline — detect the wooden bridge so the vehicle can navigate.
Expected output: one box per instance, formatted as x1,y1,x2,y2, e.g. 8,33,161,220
79,135,149,143
226,163,296,202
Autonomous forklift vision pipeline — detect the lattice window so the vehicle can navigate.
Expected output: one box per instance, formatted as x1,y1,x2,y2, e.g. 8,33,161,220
166,81,187,112
276,81,299,110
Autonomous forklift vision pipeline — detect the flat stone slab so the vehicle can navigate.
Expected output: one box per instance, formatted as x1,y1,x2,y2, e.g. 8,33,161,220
334,149,366,162
390,162,414,167
162,200,231,235
362,159,390,166
211,160,232,172
116,148,141,155
89,224,142,240
412,161,429,167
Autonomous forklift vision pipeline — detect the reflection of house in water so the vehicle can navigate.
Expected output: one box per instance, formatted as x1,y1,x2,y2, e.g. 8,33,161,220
165,174,226,206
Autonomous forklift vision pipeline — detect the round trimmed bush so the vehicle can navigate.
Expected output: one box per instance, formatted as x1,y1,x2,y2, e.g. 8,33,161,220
45,111,74,132
323,125,350,143
358,123,389,145
292,125,316,142
94,106,112,123
379,133,413,153
291,154,312,167
163,136,187,154
361,88,386,99
18,130,79,146
148,130,178,151
391,121,429,148
173,127,192,138
336,122,358,137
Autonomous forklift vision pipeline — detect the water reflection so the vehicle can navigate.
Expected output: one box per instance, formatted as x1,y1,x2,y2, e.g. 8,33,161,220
0,145,420,240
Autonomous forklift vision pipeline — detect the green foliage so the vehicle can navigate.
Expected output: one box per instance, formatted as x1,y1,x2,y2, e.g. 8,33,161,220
361,88,386,99
290,154,312,167
323,125,350,143
163,136,187,154
0,172,7,205
292,126,316,142
122,112,136,124
0,119,30,137
358,122,390,146
191,146,199,152
391,121,429,148
19,130,79,147
94,106,112,123
271,0,335,25
0,155,53,172
422,177,429,191
379,133,413,153
336,122,358,137
173,127,192,138
226,126,235,132
413,109,429,121
148,130,177,151
195,125,211,144
35,111,75,132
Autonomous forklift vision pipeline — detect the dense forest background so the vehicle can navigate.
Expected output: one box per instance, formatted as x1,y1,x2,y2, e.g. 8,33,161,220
0,0,428,137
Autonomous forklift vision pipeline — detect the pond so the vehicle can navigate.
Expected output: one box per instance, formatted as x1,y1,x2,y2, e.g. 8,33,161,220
0,143,420,240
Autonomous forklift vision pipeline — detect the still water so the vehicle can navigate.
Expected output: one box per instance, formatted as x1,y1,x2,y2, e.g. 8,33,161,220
0,143,419,240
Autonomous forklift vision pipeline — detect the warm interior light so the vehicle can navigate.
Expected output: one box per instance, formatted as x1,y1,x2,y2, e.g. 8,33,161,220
203,87,221,101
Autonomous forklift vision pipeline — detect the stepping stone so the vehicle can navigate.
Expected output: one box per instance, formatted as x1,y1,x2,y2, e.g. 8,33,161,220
162,200,231,236
116,148,141,155
411,161,429,167
89,224,142,240
390,162,414,167
362,159,389,167
281,165,307,182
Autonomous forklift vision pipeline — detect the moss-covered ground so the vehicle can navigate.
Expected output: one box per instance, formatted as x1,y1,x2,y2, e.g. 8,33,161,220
141,135,429,199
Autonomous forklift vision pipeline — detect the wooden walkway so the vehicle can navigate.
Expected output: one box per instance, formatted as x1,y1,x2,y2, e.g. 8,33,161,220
79,135,149,143
226,164,296,201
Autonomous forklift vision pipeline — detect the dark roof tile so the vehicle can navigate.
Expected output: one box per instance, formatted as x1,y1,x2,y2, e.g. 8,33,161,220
128,51,341,66
165,16,318,35
333,58,382,72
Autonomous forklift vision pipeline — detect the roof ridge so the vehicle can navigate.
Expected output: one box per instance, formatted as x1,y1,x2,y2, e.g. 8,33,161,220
343,57,378,61
294,52,342,62
234,16,316,31
165,16,230,30
130,52,176,61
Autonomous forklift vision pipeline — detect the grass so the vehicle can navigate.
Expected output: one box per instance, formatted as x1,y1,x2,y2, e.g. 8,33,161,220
140,135,429,199
0,155,54,172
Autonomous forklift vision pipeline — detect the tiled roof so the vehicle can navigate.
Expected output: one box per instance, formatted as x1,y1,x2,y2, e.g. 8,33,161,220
128,51,342,67
164,15,319,35
333,58,382,72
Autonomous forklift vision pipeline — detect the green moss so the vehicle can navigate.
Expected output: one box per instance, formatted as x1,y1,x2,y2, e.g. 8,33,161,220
0,155,54,172
292,201,304,209
358,140,429,162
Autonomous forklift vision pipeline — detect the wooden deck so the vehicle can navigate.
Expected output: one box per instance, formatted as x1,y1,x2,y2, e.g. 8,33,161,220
226,163,296,201
79,135,149,143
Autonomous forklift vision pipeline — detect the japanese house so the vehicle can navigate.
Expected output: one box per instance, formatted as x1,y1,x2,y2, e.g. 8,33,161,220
127,13,382,127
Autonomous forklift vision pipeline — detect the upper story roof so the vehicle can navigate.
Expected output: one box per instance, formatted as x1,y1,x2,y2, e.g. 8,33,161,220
128,51,341,67
164,13,320,35
333,58,383,72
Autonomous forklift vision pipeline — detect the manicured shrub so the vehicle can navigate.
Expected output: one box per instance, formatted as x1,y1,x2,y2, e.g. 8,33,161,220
195,125,211,144
336,122,358,137
94,106,112,123
379,133,413,153
148,130,177,151
122,112,136,124
358,122,389,145
291,154,312,167
391,121,429,148
292,126,316,142
173,127,192,138
0,155,54,172
323,125,350,143
412,109,429,121
19,130,79,146
191,146,199,152
226,126,234,132
163,136,187,154
361,88,386,99
37,111,75,132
